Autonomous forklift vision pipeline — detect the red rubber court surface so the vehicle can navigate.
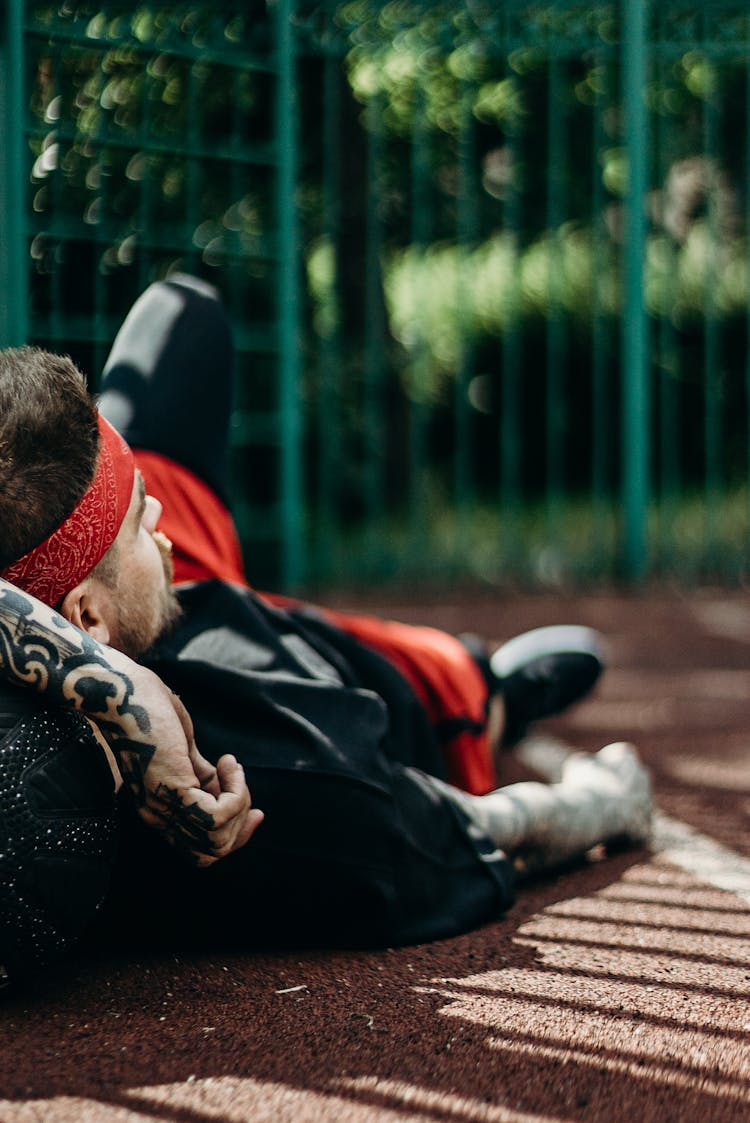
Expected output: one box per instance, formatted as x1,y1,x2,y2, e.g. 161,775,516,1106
1,588,749,1123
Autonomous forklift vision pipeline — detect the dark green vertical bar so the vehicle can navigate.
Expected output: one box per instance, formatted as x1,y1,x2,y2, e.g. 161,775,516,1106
185,58,201,276
590,50,608,567
546,55,566,533
655,9,680,574
499,228,522,505
49,49,65,347
138,50,155,292
362,92,386,569
276,0,304,589
702,34,720,568
621,0,650,581
315,22,342,582
0,0,28,346
408,79,431,562
455,81,476,524
227,58,247,543
91,71,108,379
500,62,523,567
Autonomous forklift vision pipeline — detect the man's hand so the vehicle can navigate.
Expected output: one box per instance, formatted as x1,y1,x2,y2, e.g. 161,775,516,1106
98,663,265,867
143,753,264,868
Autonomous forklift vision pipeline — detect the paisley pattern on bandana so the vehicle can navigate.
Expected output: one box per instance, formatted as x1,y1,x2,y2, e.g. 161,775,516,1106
0,415,135,606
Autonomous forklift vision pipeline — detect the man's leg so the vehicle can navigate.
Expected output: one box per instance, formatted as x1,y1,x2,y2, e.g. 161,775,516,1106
279,605,606,795
423,741,652,871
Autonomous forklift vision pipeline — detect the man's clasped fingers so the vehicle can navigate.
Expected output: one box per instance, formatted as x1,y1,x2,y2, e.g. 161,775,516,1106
151,754,264,866
199,754,264,863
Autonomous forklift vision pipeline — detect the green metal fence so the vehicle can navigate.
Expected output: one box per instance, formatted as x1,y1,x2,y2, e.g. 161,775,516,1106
2,1,750,591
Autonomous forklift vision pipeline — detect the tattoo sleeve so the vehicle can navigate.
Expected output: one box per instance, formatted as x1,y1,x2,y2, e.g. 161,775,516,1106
0,578,217,861
0,576,153,764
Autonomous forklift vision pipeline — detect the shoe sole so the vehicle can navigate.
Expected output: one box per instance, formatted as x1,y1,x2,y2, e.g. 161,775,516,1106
490,624,605,680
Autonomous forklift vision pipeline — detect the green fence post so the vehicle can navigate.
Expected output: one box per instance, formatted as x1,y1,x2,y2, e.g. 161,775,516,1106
315,16,343,585
407,80,431,569
545,53,567,543
455,79,477,540
0,0,28,347
275,0,304,590
591,46,611,573
621,0,650,581
362,91,386,570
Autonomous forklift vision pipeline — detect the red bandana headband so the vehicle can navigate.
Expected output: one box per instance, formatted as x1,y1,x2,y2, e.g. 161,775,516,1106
1,415,135,606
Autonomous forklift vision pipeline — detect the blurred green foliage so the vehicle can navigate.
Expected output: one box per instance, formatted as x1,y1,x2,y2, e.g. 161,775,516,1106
17,0,750,584
27,2,750,359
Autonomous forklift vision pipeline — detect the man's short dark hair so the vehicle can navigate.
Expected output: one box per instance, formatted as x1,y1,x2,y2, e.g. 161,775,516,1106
0,347,99,567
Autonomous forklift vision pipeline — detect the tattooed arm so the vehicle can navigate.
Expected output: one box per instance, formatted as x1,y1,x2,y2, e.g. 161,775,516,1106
0,579,263,866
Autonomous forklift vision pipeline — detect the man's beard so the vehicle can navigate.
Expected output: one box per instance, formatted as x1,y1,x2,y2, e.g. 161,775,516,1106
116,531,183,659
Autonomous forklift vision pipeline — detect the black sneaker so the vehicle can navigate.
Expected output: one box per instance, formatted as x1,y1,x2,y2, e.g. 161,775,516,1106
489,625,606,748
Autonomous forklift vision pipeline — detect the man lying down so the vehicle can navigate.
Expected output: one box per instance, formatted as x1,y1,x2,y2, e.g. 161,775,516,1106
0,276,652,960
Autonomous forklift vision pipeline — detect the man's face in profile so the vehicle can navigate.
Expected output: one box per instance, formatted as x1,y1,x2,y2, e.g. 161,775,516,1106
101,472,182,659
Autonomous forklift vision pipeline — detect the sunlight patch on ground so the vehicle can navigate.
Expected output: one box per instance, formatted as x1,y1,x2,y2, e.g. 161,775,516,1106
652,812,750,902
333,1077,572,1123
0,1076,539,1123
690,601,750,643
659,754,750,792
422,857,750,1110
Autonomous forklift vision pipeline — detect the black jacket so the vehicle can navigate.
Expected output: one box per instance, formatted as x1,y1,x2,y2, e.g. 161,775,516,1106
101,581,515,949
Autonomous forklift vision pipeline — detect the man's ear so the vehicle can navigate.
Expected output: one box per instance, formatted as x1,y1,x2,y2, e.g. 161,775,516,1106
59,580,112,646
